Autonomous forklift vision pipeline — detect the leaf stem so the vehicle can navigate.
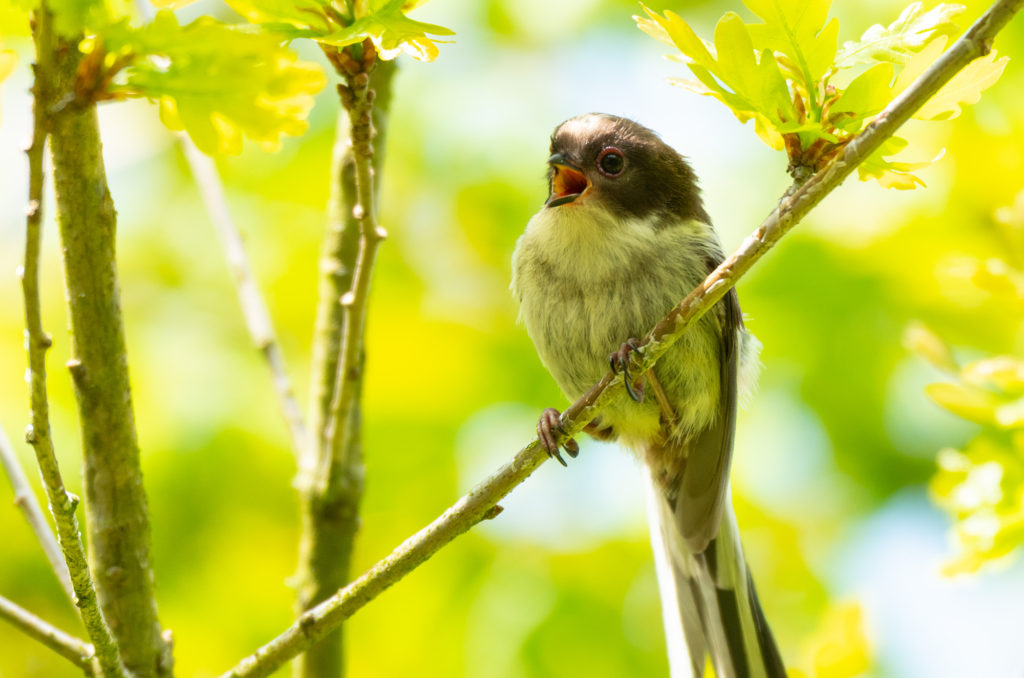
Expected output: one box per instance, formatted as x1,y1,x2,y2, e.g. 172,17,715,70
220,0,1023,675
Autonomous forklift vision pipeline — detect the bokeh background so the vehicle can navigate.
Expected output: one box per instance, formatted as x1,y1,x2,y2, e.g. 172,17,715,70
3,0,1024,675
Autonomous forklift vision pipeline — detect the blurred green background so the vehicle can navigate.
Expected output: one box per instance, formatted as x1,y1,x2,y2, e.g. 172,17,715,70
3,0,1024,676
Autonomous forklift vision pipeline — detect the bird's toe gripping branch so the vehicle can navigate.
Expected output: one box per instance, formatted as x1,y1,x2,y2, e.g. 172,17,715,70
609,338,645,403
537,407,579,466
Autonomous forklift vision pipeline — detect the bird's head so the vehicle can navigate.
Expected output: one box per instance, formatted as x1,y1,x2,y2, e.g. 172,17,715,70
544,113,708,225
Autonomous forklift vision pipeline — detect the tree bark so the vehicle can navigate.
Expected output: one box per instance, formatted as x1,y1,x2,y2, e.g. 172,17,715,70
46,26,171,678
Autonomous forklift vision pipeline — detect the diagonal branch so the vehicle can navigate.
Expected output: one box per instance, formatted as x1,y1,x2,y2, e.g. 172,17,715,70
180,138,309,458
220,1,1023,676
0,424,74,604
0,594,98,675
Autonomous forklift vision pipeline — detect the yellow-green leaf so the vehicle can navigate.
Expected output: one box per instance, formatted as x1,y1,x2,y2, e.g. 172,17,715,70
856,136,939,189
836,1,964,68
926,381,1006,426
797,603,872,678
318,0,453,61
830,62,894,123
637,6,715,69
742,0,833,85
226,0,332,31
902,321,958,372
915,49,1009,120
962,357,1024,395
105,11,326,155
805,17,839,84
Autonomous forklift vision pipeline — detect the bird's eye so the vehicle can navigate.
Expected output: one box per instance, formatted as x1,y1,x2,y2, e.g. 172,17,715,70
597,147,625,177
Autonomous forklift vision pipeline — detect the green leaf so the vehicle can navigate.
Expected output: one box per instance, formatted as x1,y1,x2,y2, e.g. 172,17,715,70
830,62,894,127
805,16,839,84
856,135,941,189
640,6,796,149
915,50,1008,121
902,321,958,372
835,1,964,68
742,0,834,88
926,381,1007,426
220,0,332,32
105,11,326,154
931,437,1024,574
317,0,453,61
962,357,1024,395
637,6,715,68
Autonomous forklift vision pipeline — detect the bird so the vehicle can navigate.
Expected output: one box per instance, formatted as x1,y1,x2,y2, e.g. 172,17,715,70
510,113,786,678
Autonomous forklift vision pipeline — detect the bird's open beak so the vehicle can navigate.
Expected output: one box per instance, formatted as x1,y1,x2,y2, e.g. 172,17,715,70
546,153,589,207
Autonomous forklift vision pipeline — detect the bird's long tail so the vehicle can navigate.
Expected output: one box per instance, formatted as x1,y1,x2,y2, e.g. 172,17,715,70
645,474,786,678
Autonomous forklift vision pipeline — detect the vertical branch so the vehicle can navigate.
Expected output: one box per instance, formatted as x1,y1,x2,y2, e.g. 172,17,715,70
24,9,129,678
0,424,74,604
295,45,395,678
34,8,170,676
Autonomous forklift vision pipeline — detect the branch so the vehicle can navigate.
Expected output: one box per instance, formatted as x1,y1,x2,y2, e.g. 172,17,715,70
34,3,170,674
0,594,98,675
180,138,309,458
320,45,386,490
0,423,74,603
25,9,128,677
294,44,395,678
221,2,1022,675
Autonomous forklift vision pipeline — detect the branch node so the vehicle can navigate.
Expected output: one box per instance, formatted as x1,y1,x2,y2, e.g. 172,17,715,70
66,358,85,382
482,505,504,520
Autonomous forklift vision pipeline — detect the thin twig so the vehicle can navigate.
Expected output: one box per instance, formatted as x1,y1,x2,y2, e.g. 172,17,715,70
320,51,385,485
294,45,394,678
0,594,98,675
179,138,309,458
25,7,128,676
0,423,74,603
219,2,1023,675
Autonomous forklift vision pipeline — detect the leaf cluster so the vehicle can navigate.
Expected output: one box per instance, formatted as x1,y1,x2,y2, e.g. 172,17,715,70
166,0,455,62
907,198,1024,573
100,11,326,154
2,0,452,153
637,0,1008,188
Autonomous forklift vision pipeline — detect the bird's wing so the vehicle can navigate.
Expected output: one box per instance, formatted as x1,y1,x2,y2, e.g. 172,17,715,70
675,286,742,553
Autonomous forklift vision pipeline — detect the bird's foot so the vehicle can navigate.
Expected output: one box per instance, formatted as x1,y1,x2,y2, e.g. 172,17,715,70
609,338,645,402
537,407,579,467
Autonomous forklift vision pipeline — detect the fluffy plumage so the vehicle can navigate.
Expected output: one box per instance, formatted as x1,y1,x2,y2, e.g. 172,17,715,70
511,113,784,677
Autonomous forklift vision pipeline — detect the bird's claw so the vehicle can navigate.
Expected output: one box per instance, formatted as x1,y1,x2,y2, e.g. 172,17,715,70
609,338,645,403
537,407,579,466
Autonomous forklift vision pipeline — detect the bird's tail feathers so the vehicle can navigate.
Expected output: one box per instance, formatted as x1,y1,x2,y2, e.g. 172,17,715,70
645,473,786,678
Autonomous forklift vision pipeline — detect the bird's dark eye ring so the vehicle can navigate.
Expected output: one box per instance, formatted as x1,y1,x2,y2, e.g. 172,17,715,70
597,147,625,177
